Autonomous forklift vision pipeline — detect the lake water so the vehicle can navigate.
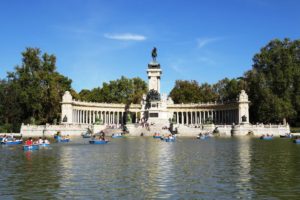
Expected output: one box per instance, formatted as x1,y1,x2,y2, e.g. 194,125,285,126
1,137,300,199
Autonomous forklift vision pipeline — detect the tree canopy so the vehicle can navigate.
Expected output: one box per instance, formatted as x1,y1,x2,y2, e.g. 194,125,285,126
169,78,243,104
245,38,300,124
0,48,72,132
77,76,147,105
169,38,300,125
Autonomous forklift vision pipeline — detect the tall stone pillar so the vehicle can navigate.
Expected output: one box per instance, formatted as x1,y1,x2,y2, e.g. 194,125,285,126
61,91,73,124
147,60,162,93
93,111,95,124
238,90,250,124
117,112,119,125
200,111,202,124
89,110,91,124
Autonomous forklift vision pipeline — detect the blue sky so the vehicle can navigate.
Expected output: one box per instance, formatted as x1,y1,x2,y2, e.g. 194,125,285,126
0,0,299,94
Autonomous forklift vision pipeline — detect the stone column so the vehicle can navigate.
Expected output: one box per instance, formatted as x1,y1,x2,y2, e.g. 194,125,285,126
76,110,78,124
92,111,95,124
199,111,201,124
103,111,105,124
116,112,118,124
84,110,86,124
109,112,111,124
78,110,80,124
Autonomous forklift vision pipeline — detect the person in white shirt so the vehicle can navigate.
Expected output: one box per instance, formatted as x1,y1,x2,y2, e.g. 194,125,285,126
1,135,7,143
38,137,44,144
43,137,50,144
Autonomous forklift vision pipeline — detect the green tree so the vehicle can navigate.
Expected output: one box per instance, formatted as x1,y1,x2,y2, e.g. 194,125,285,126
245,38,300,124
213,78,244,101
169,80,201,103
169,80,219,103
2,48,72,130
78,76,147,104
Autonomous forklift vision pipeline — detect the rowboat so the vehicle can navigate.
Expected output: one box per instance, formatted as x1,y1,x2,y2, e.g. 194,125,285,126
260,135,273,140
2,140,23,145
89,140,109,144
55,136,70,143
153,135,161,139
58,139,70,143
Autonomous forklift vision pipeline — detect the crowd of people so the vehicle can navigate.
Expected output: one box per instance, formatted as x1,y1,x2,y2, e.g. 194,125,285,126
1,134,23,143
92,135,108,141
24,137,50,145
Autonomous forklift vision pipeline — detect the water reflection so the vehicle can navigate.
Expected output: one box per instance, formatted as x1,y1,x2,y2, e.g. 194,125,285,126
155,141,175,198
236,137,253,198
0,145,61,199
1,137,300,199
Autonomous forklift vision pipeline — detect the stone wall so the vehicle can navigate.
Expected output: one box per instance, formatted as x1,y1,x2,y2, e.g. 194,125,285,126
19,122,290,138
173,123,290,137
232,123,290,136
20,124,89,137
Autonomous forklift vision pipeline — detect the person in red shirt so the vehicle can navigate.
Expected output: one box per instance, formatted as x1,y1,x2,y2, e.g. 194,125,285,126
25,137,33,146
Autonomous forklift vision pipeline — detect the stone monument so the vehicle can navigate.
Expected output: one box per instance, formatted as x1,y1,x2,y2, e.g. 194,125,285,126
141,48,173,125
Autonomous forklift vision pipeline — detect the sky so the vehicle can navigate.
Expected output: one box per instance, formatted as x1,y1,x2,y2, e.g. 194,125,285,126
0,0,299,94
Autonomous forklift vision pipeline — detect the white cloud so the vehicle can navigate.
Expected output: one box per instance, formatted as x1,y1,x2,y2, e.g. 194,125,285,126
104,33,147,41
197,37,222,48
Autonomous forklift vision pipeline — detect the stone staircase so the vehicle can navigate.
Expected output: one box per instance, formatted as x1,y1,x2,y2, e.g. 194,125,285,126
127,123,171,136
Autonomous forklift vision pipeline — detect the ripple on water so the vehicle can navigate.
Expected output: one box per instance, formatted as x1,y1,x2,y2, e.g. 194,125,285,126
1,137,300,199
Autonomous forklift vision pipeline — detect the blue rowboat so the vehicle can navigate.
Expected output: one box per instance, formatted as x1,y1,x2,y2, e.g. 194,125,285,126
89,140,108,144
39,143,50,147
58,139,70,143
55,136,70,143
260,136,273,140
153,135,161,139
293,139,300,144
23,145,39,151
2,140,23,145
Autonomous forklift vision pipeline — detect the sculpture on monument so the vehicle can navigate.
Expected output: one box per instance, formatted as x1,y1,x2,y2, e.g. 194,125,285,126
146,89,161,102
151,47,157,62
145,89,161,109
